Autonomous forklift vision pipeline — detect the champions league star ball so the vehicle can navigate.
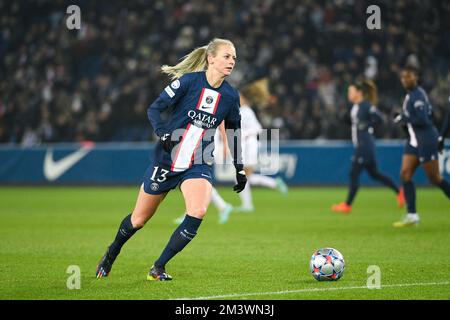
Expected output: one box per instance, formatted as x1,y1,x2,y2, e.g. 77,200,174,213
310,248,345,281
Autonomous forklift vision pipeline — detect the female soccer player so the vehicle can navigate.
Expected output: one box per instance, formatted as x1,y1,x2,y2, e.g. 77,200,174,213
393,66,450,227
96,38,247,280
235,78,288,212
332,80,405,213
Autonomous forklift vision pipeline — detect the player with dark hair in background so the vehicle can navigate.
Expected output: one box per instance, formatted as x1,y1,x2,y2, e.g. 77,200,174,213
392,66,450,227
332,80,405,213
96,38,247,280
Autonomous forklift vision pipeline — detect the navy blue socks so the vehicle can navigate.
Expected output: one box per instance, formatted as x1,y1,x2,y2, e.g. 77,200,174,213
403,181,416,213
346,182,359,205
438,179,450,198
108,214,141,258
372,173,399,194
154,214,203,268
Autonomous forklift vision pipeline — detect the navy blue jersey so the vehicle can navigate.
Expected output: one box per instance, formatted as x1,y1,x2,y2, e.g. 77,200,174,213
401,86,438,147
147,71,241,172
440,95,450,137
350,100,382,161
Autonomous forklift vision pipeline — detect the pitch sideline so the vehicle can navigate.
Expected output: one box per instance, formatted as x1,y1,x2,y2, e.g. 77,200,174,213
174,281,450,300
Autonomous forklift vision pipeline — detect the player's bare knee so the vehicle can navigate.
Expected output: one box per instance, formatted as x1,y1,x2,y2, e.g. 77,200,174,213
187,207,207,219
400,169,412,182
130,214,147,228
427,173,442,186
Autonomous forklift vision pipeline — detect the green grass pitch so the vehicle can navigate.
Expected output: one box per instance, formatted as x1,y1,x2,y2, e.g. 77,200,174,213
0,186,449,300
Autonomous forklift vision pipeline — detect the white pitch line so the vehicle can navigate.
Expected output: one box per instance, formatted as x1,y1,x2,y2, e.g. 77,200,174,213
174,281,450,300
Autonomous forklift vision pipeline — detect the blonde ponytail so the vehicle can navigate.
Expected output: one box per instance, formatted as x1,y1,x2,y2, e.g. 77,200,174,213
355,79,378,106
161,46,208,80
240,78,270,108
161,38,235,80
363,80,378,106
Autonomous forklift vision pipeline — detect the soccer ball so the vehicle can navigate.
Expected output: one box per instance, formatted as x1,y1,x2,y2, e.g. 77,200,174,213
310,248,345,281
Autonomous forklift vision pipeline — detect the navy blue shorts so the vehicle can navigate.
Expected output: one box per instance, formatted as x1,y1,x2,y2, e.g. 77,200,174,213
352,148,376,165
404,141,439,163
142,162,213,195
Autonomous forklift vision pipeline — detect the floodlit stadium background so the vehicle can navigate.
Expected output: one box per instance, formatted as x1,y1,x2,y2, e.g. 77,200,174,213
1,0,449,186
1,0,449,145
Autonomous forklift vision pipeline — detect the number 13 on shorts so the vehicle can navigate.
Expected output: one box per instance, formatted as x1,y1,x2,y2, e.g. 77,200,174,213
150,166,169,183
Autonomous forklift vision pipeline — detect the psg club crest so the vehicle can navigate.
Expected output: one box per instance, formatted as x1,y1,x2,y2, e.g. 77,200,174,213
150,183,159,191
170,80,180,89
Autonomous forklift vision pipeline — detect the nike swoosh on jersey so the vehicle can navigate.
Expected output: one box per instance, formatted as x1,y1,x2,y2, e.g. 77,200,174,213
43,145,93,181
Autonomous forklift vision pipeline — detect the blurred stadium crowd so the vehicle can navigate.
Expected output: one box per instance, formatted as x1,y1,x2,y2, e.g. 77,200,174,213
1,0,450,145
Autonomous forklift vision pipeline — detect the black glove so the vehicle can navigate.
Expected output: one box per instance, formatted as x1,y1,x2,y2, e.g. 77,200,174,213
159,133,176,153
438,136,444,154
233,165,247,193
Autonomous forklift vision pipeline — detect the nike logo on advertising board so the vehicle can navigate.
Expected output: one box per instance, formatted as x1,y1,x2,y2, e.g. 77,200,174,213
43,142,94,181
